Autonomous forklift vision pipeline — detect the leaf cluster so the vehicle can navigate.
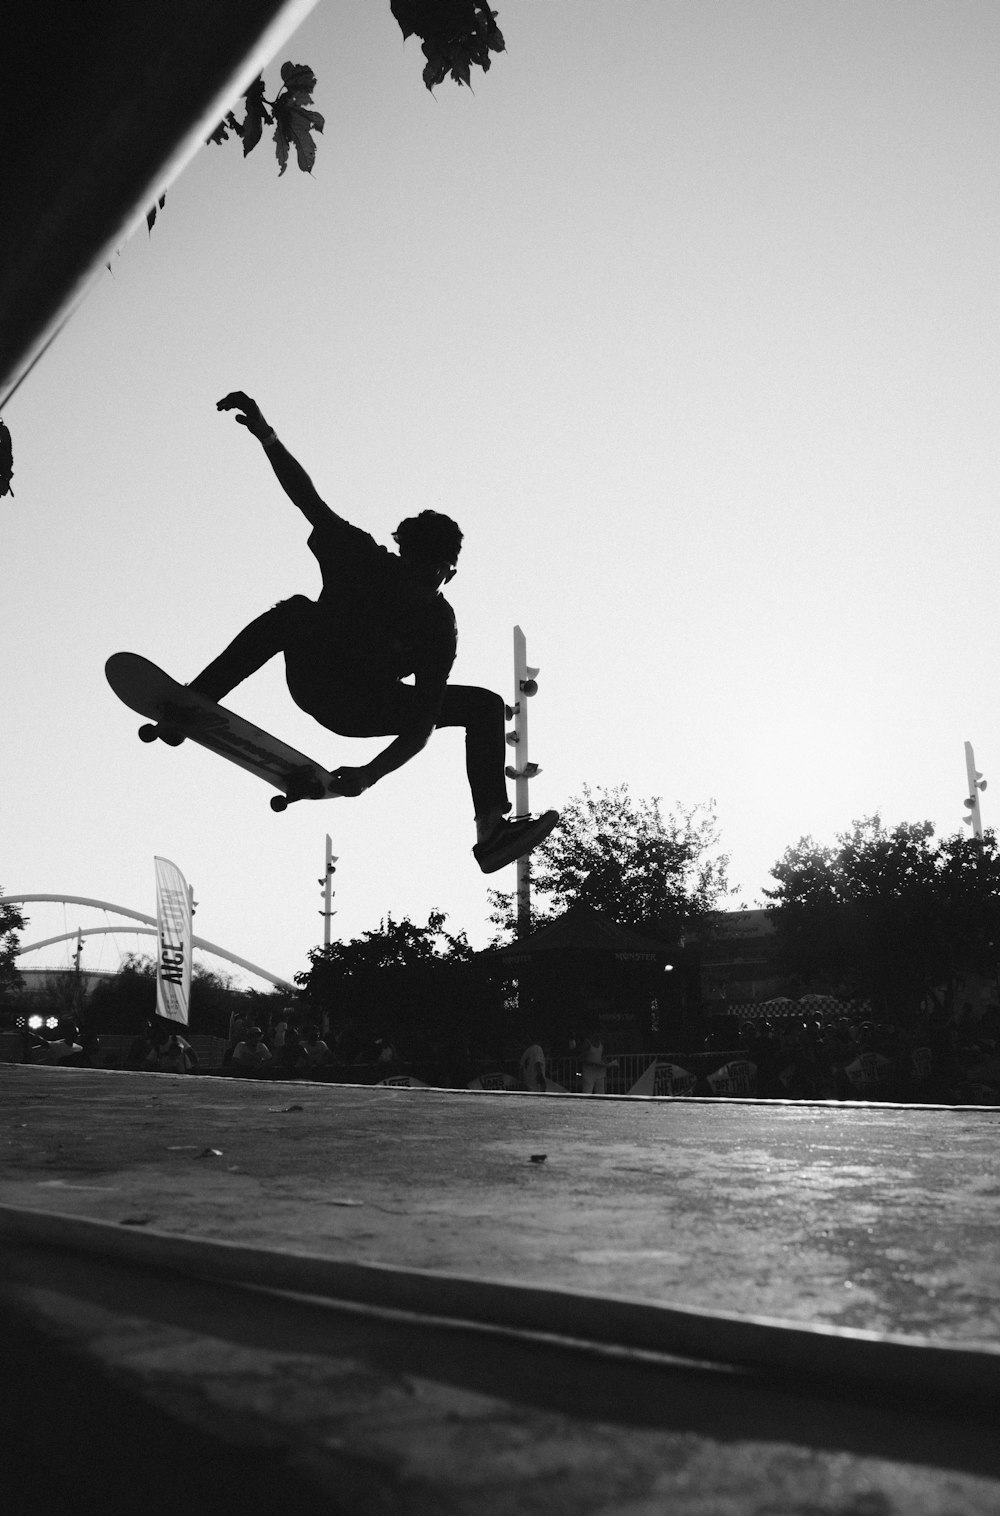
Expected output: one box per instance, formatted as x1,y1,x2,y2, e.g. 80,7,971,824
490,784,732,943
297,909,472,984
0,888,26,996
391,0,505,90
208,62,325,176
134,62,324,246
83,952,271,1035
0,420,13,498
295,911,478,1061
765,815,1000,1016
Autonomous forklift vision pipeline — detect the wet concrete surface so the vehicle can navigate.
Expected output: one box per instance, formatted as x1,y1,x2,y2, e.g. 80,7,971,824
1,1065,998,1513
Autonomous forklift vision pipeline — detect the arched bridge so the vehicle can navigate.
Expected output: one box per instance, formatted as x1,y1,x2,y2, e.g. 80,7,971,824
8,894,296,993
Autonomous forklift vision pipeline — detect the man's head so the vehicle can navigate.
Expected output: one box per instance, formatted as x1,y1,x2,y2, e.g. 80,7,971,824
393,511,463,587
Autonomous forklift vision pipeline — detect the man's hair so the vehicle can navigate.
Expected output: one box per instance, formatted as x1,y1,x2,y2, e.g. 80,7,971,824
393,510,463,566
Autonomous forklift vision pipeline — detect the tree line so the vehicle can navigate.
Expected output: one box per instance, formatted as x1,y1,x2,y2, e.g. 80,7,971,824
4,790,1000,1060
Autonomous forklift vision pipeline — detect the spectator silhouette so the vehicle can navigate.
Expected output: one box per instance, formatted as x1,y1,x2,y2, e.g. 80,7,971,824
231,1026,272,1073
300,1025,332,1069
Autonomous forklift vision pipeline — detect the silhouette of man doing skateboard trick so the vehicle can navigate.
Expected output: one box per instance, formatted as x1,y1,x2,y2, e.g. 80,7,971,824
185,393,558,874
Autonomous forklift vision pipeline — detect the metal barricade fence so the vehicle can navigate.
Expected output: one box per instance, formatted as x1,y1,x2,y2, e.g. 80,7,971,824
546,1051,746,1095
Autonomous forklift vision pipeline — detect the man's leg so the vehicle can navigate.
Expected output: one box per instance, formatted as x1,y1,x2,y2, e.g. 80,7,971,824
328,680,512,831
435,685,511,838
188,597,314,703
434,685,559,873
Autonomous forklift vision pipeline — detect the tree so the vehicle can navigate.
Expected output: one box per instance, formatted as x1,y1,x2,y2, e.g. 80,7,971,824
85,952,275,1035
764,815,1000,1020
295,910,485,1070
489,784,733,942
83,954,157,1031
0,888,25,997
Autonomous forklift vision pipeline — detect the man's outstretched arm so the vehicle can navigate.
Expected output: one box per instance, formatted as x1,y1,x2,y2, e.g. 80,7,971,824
329,725,436,797
217,391,331,531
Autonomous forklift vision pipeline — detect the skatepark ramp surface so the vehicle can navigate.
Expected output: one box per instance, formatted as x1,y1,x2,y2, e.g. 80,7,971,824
1,1066,998,1515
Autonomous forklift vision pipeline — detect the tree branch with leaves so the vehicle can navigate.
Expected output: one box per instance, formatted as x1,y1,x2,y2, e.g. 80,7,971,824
489,784,733,944
391,0,505,90
0,888,26,996
294,910,482,1065
0,420,12,498
765,815,1000,1018
207,62,325,177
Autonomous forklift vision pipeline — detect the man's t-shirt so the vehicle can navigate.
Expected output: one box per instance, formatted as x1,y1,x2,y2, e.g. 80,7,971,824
306,512,458,709
232,1040,272,1068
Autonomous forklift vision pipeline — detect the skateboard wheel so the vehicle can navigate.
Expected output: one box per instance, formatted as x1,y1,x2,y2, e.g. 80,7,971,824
270,795,289,813
138,724,159,743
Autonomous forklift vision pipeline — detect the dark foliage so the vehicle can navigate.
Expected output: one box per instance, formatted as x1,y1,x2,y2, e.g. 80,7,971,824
490,784,732,943
85,953,276,1036
295,911,491,1070
0,888,25,995
765,816,1000,1019
391,0,505,90
207,62,325,176
0,421,13,497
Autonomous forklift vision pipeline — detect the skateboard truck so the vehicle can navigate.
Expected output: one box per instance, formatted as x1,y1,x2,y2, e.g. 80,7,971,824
138,722,184,747
140,719,324,810
107,654,341,811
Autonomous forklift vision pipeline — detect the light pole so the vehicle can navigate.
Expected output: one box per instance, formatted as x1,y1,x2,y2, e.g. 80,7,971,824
963,742,987,841
505,625,542,938
318,834,337,947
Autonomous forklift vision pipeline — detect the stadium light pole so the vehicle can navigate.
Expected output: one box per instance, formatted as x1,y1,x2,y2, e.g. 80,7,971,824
963,741,987,842
319,834,337,948
505,625,542,939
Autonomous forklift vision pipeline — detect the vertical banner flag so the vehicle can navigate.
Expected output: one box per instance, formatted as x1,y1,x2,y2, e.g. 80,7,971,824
154,856,192,1025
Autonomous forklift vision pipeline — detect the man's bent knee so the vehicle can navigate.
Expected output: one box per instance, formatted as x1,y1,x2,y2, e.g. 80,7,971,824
270,595,315,640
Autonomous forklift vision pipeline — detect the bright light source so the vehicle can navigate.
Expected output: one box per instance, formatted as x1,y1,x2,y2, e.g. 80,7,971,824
27,1015,43,1030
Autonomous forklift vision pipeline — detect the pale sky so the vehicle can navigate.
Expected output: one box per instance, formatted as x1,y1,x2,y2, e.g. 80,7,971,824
4,1,998,988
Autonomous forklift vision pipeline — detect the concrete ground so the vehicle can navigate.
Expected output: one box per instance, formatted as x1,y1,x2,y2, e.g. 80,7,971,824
1,1064,998,1514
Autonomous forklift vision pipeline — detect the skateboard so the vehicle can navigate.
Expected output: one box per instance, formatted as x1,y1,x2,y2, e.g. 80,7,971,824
105,652,340,812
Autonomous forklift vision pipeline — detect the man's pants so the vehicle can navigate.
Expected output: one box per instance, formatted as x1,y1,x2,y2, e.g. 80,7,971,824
190,597,511,820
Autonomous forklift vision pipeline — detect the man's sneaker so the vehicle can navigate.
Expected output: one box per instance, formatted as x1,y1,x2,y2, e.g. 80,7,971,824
473,811,560,874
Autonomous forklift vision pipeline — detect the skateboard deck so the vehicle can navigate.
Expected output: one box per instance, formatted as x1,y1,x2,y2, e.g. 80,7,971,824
105,652,339,812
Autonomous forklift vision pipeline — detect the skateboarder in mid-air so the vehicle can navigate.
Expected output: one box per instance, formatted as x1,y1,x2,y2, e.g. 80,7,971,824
185,392,558,874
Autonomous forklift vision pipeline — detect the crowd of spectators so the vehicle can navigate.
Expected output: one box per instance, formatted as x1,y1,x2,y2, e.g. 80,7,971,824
717,1000,1000,1104
221,1008,342,1078
17,1005,400,1079
22,1016,196,1071
18,994,1000,1106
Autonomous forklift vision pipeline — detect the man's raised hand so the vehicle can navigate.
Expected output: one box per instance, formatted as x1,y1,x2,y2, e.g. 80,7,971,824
217,391,269,440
